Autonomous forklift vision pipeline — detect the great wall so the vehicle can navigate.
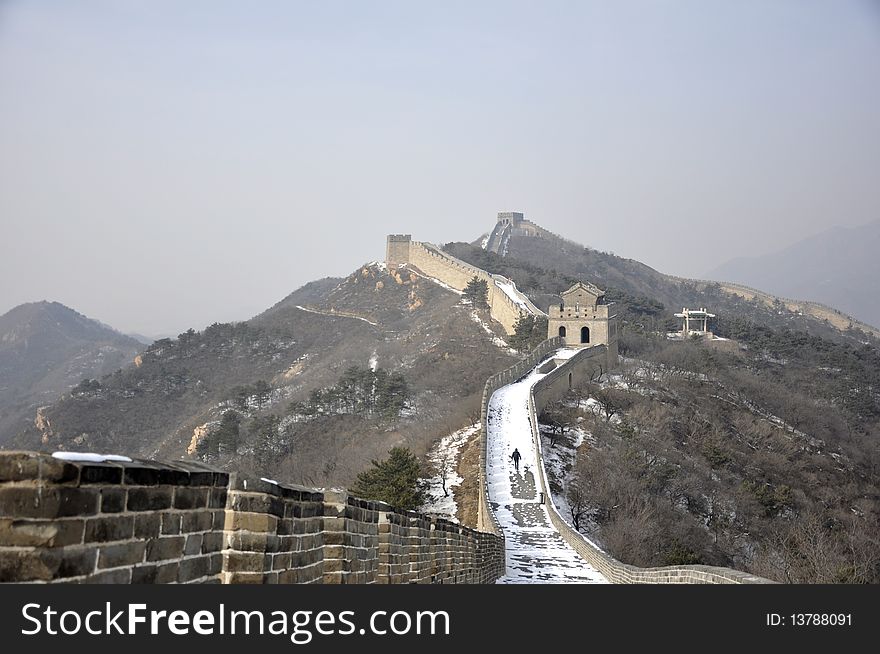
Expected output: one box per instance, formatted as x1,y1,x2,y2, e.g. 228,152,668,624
0,230,773,584
386,235,543,334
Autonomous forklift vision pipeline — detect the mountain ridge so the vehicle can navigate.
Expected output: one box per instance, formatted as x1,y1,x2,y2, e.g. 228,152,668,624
704,220,880,330
453,219,879,344
0,300,143,444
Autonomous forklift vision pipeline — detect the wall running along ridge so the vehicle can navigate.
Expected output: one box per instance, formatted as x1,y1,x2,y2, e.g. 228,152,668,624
0,453,504,584
388,236,543,334
662,274,880,338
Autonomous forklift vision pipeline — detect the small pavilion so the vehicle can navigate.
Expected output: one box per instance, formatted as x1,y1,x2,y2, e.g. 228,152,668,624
674,307,715,337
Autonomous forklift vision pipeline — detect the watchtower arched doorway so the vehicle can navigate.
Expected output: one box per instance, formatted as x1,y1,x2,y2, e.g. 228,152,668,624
568,372,573,389
581,326,590,343
559,326,566,339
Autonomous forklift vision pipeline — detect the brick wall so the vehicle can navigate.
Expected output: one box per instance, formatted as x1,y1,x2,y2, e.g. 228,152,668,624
0,452,504,584
404,241,544,334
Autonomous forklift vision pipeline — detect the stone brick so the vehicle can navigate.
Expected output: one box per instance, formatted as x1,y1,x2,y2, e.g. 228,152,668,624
223,551,266,573
98,542,146,569
0,487,99,519
322,558,346,573
54,547,99,578
0,518,84,548
225,571,264,584
123,465,189,487
0,452,78,484
208,488,227,508
201,531,223,554
160,512,181,535
208,552,223,575
223,511,276,533
100,488,126,513
131,563,157,584
181,510,213,533
84,516,134,543
184,533,203,555
178,555,211,583
186,471,215,486
173,487,208,510
79,464,123,485
0,547,97,581
132,562,178,584
133,513,161,539
90,568,133,583
212,472,229,487
229,492,284,516
324,544,345,559
145,536,185,562
127,487,173,511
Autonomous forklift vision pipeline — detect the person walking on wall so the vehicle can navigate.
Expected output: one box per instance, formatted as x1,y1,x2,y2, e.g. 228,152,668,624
511,448,522,472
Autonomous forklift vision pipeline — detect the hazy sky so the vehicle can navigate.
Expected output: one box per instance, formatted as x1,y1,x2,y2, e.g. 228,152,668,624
2,1,879,335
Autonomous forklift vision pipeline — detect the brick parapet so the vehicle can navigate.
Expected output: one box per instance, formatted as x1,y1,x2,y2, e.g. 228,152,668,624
0,452,503,584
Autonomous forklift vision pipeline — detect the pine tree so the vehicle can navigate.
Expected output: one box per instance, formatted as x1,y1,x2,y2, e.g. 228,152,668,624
509,313,536,350
509,313,548,351
464,276,489,309
253,380,272,409
249,414,281,471
216,411,241,456
350,447,427,510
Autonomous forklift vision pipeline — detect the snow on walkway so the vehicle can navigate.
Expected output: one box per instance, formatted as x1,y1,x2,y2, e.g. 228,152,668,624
487,350,608,584
493,277,534,313
295,305,378,326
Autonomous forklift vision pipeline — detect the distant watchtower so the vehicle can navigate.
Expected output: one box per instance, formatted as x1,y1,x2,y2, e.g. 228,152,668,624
497,212,524,227
386,234,412,269
548,282,618,363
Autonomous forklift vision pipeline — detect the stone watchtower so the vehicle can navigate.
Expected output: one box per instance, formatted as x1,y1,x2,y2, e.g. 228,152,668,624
497,211,524,227
548,282,618,364
386,234,412,269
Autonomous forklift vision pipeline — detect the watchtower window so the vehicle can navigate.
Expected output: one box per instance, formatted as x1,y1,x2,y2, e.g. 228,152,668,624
581,326,590,343
559,326,566,339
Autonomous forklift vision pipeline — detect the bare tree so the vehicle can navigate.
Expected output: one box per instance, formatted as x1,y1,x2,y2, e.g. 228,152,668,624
566,480,589,532
590,387,631,423
436,449,454,498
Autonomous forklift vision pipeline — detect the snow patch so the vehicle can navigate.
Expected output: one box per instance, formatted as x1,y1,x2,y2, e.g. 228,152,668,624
407,268,465,295
295,305,378,326
469,310,514,352
493,277,532,312
540,426,596,535
52,452,132,463
420,424,480,522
